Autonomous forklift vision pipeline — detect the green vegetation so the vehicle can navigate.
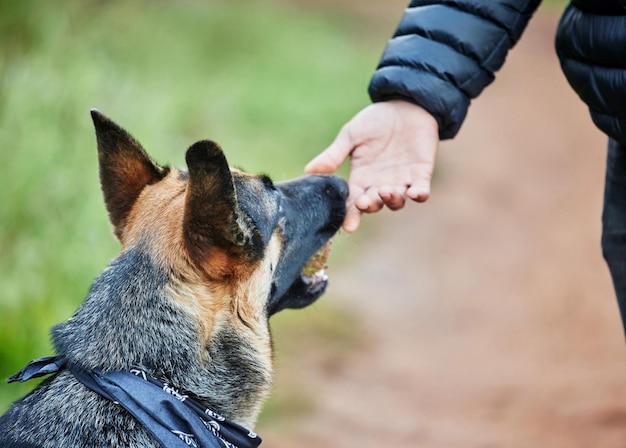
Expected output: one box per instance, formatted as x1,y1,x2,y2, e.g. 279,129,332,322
258,302,363,427
0,0,377,414
541,0,569,9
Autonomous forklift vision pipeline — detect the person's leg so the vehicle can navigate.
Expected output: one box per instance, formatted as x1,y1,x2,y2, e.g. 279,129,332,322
601,138,626,336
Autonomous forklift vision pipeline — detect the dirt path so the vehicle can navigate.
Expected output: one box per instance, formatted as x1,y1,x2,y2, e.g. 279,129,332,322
263,11,626,448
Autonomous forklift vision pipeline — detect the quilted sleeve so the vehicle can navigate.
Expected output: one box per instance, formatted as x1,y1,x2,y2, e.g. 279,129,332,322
556,3,626,145
369,0,541,139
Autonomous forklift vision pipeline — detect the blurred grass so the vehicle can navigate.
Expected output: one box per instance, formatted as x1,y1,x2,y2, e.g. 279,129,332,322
0,0,570,419
542,0,569,9
258,301,363,428
0,0,382,414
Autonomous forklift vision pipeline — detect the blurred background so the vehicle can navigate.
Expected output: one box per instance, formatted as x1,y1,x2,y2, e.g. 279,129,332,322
1,0,625,446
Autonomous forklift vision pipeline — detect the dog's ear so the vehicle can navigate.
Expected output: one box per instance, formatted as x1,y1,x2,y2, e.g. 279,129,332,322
183,141,262,273
91,109,168,240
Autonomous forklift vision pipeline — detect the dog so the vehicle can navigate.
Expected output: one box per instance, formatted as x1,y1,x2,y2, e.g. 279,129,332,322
0,110,348,447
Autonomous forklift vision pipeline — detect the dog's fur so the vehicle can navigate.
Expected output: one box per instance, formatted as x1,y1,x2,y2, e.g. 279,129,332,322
0,110,348,447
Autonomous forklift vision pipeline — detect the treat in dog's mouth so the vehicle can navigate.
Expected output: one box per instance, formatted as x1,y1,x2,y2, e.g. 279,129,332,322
300,241,332,295
270,237,341,315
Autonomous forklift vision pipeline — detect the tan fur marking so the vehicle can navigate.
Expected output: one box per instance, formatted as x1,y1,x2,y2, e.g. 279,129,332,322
118,169,277,377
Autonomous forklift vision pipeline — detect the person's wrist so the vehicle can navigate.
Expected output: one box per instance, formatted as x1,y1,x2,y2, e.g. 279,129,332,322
387,99,438,133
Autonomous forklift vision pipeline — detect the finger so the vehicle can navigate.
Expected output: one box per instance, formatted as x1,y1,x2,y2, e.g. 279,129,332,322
407,179,431,203
355,188,384,213
304,152,340,174
305,126,354,174
379,186,407,211
342,204,362,233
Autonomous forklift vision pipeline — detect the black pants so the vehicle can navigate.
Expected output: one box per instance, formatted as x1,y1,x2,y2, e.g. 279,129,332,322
601,139,626,337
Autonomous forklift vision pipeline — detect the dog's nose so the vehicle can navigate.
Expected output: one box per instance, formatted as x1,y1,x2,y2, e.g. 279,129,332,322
274,174,348,203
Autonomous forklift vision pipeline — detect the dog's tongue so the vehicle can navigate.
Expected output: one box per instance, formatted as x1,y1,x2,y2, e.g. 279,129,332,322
301,241,332,277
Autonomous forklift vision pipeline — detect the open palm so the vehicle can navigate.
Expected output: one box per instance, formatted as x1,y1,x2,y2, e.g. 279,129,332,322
306,100,439,232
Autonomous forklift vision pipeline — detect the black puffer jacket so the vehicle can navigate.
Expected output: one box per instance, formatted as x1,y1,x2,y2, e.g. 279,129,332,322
556,1,626,145
369,0,626,144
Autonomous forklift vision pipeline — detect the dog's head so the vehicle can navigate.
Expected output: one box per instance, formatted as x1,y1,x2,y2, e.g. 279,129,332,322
93,109,347,314
61,110,347,426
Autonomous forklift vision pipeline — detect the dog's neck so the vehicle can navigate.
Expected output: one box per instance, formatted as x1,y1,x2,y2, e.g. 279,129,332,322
51,245,271,428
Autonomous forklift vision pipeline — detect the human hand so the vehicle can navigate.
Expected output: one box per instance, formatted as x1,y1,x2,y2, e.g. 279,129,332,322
305,100,439,232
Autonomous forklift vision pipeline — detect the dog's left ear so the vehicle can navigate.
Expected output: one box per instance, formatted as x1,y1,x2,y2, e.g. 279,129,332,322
183,141,262,273
91,110,168,240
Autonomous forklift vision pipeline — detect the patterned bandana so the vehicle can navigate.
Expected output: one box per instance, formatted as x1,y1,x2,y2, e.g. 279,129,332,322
8,356,262,448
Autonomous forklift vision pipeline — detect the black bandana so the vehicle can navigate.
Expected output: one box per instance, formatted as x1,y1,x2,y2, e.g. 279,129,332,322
8,356,262,448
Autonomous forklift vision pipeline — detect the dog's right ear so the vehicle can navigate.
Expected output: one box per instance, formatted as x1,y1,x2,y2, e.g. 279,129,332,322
91,110,168,240
183,141,263,277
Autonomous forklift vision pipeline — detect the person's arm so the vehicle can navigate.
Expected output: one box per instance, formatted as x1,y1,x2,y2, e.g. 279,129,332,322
307,0,542,232
370,0,541,140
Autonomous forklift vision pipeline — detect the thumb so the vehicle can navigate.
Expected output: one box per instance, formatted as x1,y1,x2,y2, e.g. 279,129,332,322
305,126,354,174
342,204,362,233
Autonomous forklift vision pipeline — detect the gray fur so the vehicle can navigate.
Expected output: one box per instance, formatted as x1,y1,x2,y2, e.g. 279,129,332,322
0,244,272,447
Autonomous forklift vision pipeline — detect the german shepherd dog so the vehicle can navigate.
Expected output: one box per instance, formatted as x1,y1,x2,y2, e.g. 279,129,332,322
0,110,348,447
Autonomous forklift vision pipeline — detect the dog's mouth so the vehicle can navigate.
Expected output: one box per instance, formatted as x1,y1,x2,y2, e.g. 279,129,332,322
299,241,332,294
267,241,337,316
268,272,327,316
300,269,329,296
267,174,348,316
